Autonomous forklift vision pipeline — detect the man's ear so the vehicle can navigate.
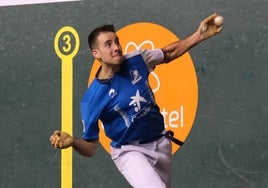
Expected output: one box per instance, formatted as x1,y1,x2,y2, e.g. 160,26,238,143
91,49,100,59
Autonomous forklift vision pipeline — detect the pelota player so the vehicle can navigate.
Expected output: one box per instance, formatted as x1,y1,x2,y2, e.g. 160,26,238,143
50,13,223,187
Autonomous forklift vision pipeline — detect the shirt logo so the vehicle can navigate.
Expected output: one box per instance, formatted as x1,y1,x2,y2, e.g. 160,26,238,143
130,70,142,85
108,88,117,98
129,89,147,112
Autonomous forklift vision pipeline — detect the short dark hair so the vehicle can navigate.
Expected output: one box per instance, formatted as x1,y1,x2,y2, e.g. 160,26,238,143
88,24,116,50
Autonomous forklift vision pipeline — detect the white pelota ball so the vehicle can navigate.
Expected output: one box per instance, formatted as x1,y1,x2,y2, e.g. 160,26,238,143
214,16,224,26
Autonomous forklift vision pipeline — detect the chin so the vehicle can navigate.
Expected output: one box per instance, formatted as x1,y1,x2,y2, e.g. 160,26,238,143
114,56,124,64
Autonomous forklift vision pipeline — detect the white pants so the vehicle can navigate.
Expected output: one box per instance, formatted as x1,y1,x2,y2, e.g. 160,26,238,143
111,136,172,188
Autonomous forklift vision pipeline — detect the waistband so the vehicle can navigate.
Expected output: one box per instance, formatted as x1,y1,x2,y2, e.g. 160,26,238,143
124,130,184,146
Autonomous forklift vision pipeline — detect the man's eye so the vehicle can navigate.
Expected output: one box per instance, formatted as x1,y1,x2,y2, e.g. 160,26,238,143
106,43,112,47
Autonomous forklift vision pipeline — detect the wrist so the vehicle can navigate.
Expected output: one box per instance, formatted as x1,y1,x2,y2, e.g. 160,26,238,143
189,31,202,45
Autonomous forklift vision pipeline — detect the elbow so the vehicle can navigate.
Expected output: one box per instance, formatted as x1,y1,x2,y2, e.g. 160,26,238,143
73,139,98,157
83,147,97,157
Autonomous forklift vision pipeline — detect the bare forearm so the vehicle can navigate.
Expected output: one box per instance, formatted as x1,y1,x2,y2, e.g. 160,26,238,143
50,131,98,157
162,31,201,63
162,13,223,63
72,138,98,157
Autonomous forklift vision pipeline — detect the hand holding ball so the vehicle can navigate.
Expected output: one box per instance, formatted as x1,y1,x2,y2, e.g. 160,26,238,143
214,16,224,27
199,13,224,39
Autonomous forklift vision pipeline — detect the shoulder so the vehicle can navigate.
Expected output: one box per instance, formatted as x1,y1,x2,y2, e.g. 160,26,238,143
124,49,164,72
81,79,108,103
124,50,142,59
124,49,164,60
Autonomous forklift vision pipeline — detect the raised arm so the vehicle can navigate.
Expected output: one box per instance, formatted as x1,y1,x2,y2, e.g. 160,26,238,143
162,13,223,63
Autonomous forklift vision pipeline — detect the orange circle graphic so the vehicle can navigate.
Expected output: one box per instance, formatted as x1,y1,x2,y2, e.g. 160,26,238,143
88,22,198,154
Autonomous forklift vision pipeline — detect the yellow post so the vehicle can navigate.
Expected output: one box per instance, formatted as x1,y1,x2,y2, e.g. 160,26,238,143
54,26,80,188
61,58,73,187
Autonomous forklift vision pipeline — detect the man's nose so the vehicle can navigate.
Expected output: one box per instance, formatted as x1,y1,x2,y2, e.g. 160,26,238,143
113,43,121,51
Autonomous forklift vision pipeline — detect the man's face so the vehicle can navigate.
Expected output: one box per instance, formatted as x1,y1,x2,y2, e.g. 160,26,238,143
92,32,123,65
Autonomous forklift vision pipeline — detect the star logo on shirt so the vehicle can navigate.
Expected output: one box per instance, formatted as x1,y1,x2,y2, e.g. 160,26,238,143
129,89,147,112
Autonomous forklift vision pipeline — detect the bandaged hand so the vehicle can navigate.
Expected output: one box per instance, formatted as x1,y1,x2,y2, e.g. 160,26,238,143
50,130,74,149
199,13,223,40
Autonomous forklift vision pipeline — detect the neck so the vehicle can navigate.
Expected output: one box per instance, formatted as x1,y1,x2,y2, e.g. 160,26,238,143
97,64,120,79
